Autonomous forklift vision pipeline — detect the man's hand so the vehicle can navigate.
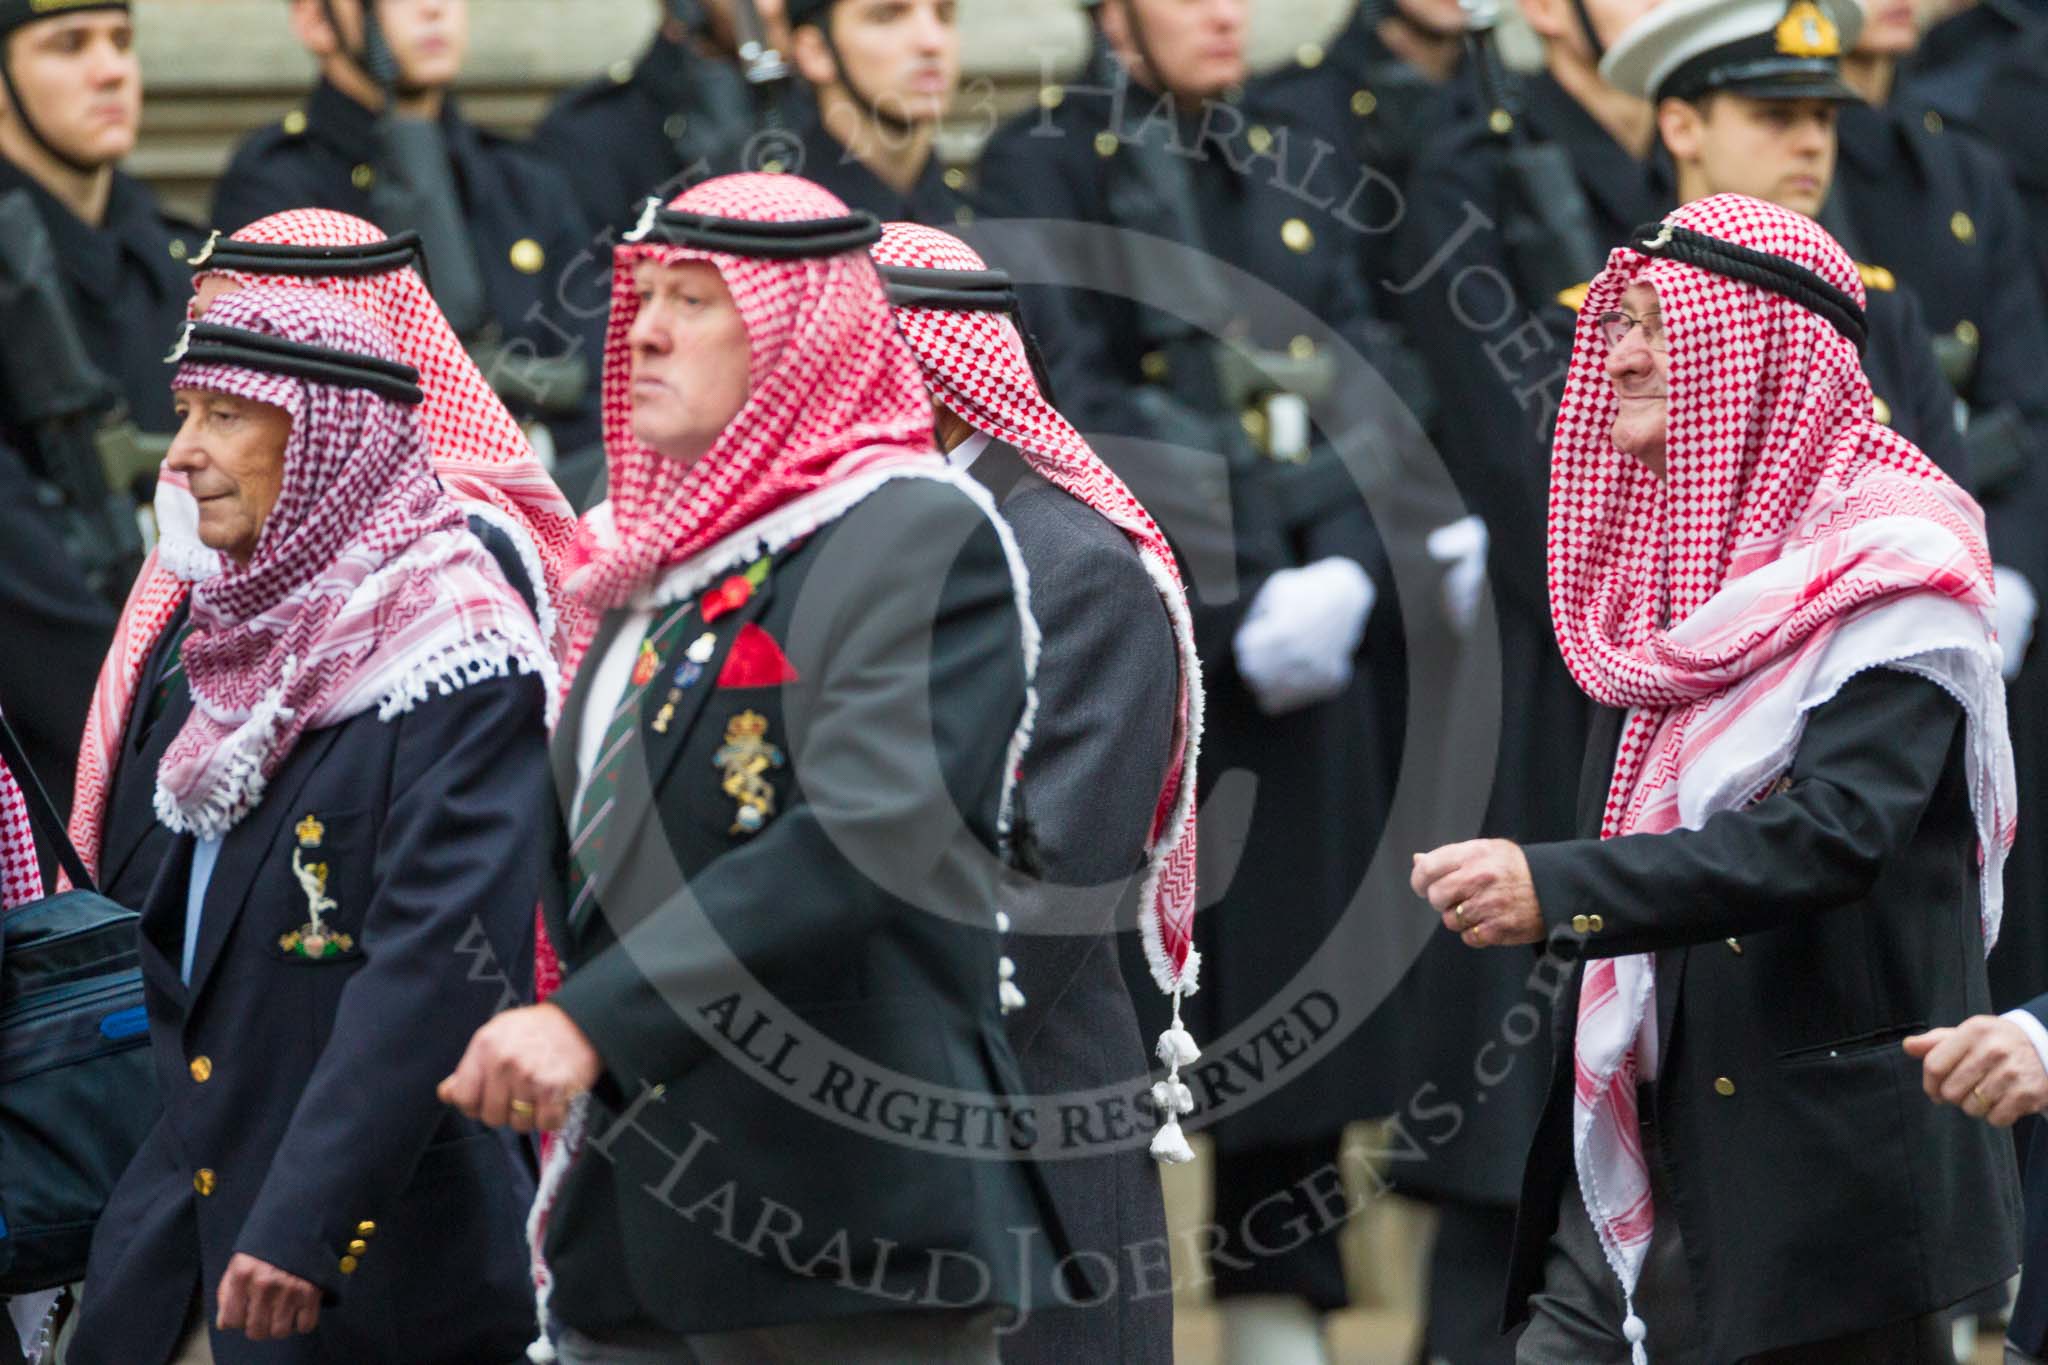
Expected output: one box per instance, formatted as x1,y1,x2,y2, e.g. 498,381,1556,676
438,1003,603,1133
1904,1015,2048,1127
1411,840,1543,947
216,1253,319,1342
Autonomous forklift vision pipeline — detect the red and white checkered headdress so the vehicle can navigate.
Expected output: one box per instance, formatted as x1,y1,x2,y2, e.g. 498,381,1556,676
564,174,936,639
1,724,37,912
155,287,552,839
871,221,1203,1002
69,209,577,874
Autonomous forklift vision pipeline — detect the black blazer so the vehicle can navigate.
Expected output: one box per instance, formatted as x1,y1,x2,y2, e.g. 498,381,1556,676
1506,668,2021,1361
71,673,551,1365
541,478,1069,1340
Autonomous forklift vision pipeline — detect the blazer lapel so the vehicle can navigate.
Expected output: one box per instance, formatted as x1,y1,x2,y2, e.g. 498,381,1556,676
184,726,348,1006
136,835,195,1012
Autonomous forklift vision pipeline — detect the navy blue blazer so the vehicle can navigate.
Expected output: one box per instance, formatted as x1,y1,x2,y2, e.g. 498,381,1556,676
70,672,550,1365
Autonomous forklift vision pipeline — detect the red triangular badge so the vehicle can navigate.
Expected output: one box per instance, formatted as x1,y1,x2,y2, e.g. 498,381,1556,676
716,623,801,689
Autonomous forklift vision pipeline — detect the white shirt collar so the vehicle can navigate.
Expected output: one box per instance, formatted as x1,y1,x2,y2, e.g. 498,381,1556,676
946,430,993,472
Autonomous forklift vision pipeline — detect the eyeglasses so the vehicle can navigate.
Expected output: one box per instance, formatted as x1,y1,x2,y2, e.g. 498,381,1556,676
1596,308,1668,352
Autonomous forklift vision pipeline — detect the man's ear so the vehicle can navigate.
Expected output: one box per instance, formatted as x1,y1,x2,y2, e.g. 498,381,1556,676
1658,96,1705,165
788,21,837,88
1517,0,1568,43
288,0,343,58
1095,0,1140,76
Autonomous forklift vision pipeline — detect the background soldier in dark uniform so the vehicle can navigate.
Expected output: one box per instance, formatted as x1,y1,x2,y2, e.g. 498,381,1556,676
1835,0,2048,1012
1256,0,1476,207
978,4,1437,1359
0,0,198,816
530,0,786,235
210,0,606,465
781,0,975,227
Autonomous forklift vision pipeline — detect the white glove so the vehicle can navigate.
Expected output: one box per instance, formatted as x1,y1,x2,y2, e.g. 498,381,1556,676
1233,556,1376,714
1995,565,2038,680
1426,515,1490,636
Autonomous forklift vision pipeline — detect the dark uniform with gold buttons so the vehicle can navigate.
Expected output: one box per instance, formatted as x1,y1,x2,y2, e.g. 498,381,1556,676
978,28,1423,1320
210,80,607,454
1250,0,1476,210
0,4,201,815
531,21,756,235
1830,85,2048,1012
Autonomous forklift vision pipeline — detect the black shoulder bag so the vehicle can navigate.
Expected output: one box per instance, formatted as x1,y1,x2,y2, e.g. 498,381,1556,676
0,710,159,1293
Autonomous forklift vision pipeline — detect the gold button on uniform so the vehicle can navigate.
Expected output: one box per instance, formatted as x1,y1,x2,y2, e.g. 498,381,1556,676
663,113,687,140
1571,914,1591,934
1924,109,1944,134
168,238,188,261
282,109,308,137
1588,914,1605,933
1951,211,1976,243
1714,1076,1736,1096
761,158,786,174
339,1255,359,1275
1280,218,1314,253
351,164,376,191
509,238,546,275
953,205,975,225
1288,335,1316,362
1140,350,1170,382
1955,319,1980,348
1247,124,1274,155
356,1220,376,1236
347,1239,368,1256
1039,84,1064,110
1488,108,1515,135
189,1056,212,1083
1093,131,1120,158
1351,89,1377,117
943,167,966,191
609,58,633,85
194,1169,217,1197
1872,395,1893,425
1297,42,1325,68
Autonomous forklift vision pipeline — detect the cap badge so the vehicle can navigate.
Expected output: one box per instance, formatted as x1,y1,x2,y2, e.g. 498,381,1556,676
1775,0,1840,58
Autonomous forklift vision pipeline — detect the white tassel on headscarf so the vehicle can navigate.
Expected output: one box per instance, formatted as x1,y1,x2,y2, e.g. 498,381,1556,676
1148,988,1199,1164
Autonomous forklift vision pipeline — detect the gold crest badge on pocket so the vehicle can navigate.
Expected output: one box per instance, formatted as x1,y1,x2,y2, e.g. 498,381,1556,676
280,814,356,959
714,711,784,835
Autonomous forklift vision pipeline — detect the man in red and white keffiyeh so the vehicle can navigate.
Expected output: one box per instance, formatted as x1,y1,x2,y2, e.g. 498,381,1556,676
69,284,552,1364
67,208,576,891
1413,195,2018,1363
439,174,1066,1365
872,219,1196,1363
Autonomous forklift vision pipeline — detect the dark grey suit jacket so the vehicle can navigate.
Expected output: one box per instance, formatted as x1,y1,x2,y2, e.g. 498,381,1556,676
969,444,1178,1365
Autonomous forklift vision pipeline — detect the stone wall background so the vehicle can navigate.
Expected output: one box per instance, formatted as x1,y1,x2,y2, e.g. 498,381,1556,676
129,0,1536,221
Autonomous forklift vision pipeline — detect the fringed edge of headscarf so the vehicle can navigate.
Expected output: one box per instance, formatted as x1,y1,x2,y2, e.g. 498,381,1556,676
153,661,298,841
1133,543,1204,1001
524,1093,589,1363
372,632,562,732
462,498,563,664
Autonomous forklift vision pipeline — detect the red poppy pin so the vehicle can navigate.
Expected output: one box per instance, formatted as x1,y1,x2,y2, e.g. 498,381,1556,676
717,624,800,689
702,556,774,624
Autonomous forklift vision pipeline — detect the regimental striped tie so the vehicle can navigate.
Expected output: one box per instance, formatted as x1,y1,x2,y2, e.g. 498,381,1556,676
146,618,198,731
566,602,697,926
